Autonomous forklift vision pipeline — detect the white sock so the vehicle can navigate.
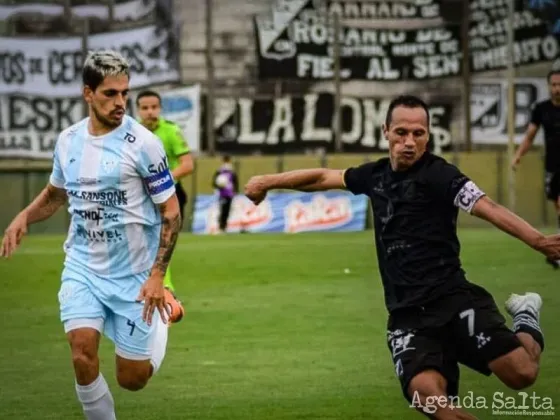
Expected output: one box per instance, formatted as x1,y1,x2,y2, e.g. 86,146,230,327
75,373,116,420
150,314,168,375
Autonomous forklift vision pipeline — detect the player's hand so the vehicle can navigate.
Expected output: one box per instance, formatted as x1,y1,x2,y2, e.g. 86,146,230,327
535,234,560,260
136,274,171,326
511,156,520,171
1,213,28,259
244,175,268,205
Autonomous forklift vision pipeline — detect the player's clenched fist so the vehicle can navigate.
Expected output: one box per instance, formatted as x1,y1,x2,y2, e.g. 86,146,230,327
1,213,28,258
244,175,269,205
536,234,560,261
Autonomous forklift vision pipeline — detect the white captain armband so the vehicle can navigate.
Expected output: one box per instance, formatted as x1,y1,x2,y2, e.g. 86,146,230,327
453,181,485,213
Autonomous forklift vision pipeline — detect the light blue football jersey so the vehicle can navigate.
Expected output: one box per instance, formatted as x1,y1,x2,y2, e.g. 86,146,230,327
49,115,176,278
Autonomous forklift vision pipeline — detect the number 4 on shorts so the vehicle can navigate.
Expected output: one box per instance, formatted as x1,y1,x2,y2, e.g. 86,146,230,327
127,319,136,336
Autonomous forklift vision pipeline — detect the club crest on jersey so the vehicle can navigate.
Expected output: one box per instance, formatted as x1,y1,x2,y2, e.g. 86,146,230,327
102,159,117,173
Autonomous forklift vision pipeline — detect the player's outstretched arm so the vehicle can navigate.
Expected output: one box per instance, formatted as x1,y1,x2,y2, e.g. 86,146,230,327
1,183,66,258
244,169,345,205
471,196,559,259
171,153,194,181
512,122,539,169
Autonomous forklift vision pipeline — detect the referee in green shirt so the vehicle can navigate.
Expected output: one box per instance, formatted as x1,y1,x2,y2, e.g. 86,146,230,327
136,90,194,294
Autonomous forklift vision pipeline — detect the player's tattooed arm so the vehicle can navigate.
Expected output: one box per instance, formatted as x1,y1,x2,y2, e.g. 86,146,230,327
23,183,67,224
152,195,182,277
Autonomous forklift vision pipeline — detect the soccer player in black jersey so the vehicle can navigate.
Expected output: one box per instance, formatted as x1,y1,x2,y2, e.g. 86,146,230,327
513,70,560,268
245,95,559,419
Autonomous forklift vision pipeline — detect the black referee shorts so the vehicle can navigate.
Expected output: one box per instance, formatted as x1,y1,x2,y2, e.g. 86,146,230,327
544,171,560,202
175,182,188,225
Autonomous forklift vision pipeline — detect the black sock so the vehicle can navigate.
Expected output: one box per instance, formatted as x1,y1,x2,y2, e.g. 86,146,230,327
513,311,545,352
557,215,560,231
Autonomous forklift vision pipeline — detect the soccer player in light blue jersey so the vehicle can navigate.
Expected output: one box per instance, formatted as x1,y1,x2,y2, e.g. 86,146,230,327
1,50,184,420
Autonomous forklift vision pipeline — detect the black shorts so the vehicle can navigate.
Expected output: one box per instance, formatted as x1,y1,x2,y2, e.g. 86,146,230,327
545,171,560,201
175,182,188,223
386,282,522,402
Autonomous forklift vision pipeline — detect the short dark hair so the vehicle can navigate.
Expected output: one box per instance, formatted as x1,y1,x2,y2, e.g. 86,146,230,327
385,95,430,129
136,90,161,106
223,154,231,163
547,70,560,82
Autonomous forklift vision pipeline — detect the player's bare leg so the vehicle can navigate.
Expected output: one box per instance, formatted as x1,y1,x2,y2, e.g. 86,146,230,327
408,370,479,419
115,311,169,391
67,327,116,420
115,357,153,391
489,293,543,389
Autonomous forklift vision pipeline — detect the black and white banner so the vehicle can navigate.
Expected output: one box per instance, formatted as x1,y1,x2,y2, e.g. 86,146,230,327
204,93,453,154
255,0,560,80
469,0,560,73
0,0,157,23
2,80,551,159
471,78,548,145
0,85,200,159
0,95,84,159
327,0,442,20
0,24,180,96
255,0,461,80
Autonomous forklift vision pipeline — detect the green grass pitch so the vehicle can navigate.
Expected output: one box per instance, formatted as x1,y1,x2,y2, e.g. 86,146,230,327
0,229,559,419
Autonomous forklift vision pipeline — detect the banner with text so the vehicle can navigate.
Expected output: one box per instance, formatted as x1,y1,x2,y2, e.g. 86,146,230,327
0,0,158,23
1,24,180,96
255,0,560,80
0,94,84,159
469,0,560,73
207,93,452,154
327,0,442,20
471,77,548,145
255,0,461,81
191,192,369,235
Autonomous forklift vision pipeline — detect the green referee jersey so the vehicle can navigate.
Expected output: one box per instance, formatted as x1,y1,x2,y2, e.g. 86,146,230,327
152,118,190,182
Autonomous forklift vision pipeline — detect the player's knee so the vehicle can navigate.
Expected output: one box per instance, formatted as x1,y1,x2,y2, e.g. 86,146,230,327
115,357,152,392
506,361,539,390
408,369,448,403
116,370,150,391
68,330,99,376
490,348,539,390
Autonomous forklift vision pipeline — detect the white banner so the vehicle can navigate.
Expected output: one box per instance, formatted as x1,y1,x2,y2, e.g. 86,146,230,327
160,85,201,152
0,0,156,22
0,24,180,96
0,86,201,159
471,78,549,145
0,94,83,159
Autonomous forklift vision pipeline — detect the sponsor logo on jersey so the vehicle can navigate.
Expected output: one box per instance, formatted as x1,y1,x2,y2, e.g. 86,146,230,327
76,225,124,243
68,189,128,206
73,207,119,225
148,156,169,174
